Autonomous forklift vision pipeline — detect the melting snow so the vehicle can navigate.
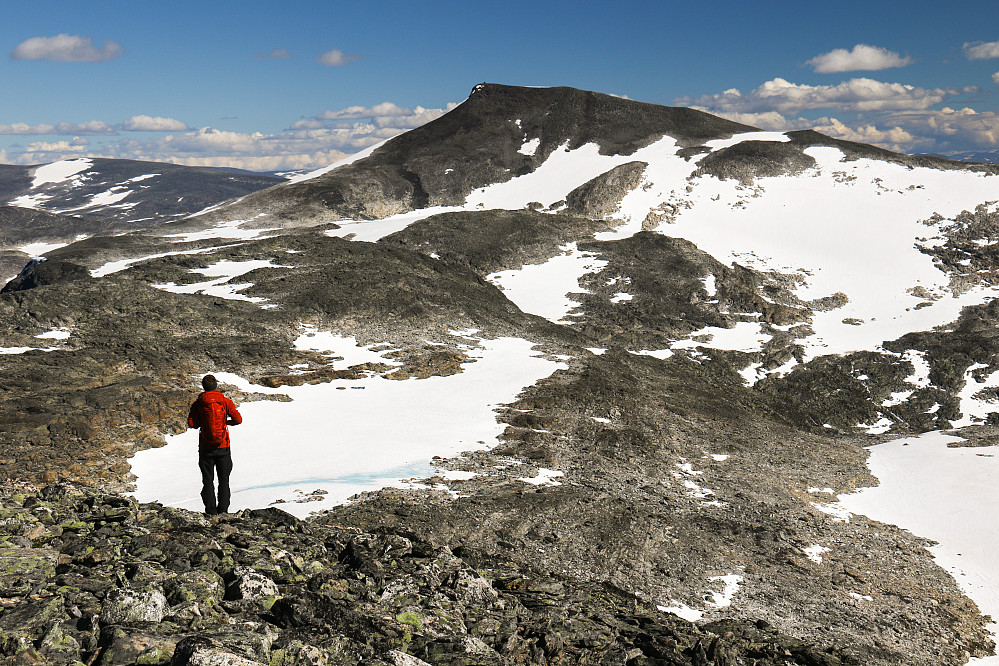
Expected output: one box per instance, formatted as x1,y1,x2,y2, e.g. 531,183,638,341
658,573,744,622
19,242,68,258
486,242,608,322
92,246,229,278
838,431,999,664
293,329,400,369
129,336,567,517
517,468,564,486
29,159,92,187
325,206,462,243
518,137,541,156
163,218,279,243
35,328,71,340
803,544,830,564
153,259,291,304
951,364,999,428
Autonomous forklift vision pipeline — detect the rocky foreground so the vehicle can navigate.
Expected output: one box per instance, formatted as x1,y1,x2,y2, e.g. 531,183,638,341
1,481,863,666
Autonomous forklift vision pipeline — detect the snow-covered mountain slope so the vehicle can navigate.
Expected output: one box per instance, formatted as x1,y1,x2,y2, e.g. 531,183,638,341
0,158,282,278
180,82,999,435
5,84,999,665
0,157,281,226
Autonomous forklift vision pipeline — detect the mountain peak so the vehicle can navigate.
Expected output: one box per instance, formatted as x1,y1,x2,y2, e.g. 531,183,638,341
194,83,760,226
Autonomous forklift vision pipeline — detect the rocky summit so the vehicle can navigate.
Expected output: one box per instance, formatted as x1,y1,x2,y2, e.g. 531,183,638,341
2,83,999,665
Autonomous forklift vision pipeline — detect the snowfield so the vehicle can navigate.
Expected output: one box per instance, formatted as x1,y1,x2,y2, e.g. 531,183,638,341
130,335,567,518
838,432,999,664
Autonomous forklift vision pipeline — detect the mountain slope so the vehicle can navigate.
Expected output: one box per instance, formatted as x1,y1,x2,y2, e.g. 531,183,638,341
186,83,756,225
0,158,282,226
3,84,999,665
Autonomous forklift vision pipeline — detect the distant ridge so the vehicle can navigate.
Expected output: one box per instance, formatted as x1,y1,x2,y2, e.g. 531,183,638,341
0,158,282,226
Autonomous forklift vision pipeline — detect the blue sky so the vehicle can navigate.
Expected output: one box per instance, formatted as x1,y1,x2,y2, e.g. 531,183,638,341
4,0,999,171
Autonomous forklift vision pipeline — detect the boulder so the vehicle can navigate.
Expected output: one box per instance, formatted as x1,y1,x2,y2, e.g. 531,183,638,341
101,588,168,625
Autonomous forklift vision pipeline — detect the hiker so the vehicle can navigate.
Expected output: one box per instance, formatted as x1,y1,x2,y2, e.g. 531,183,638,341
187,374,242,515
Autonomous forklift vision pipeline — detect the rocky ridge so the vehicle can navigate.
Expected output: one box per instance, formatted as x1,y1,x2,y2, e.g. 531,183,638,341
1,480,866,666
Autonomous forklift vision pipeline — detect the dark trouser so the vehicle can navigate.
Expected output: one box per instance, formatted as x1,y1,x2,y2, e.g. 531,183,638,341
199,448,233,515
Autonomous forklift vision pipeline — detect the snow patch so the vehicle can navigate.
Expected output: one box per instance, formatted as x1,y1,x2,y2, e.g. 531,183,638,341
163,218,279,243
486,242,608,323
803,544,830,564
838,431,999,660
129,336,567,518
152,259,292,304
325,206,462,243
18,242,68,258
517,468,564,486
518,137,541,156
35,328,71,340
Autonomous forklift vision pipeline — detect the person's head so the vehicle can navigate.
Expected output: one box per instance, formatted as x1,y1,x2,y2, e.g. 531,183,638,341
202,374,218,392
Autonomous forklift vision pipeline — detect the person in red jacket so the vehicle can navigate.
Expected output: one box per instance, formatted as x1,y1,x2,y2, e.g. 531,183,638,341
187,374,242,515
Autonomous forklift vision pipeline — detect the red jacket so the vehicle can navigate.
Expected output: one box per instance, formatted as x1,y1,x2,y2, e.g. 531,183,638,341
187,390,242,451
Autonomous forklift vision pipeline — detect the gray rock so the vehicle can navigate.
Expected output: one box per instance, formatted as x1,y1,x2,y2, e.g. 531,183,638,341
101,588,168,624
225,566,279,601
382,650,433,666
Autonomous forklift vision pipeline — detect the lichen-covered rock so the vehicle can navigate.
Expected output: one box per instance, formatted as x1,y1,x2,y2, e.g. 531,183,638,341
224,566,279,602
382,650,433,666
170,625,276,666
101,588,168,625
98,624,182,666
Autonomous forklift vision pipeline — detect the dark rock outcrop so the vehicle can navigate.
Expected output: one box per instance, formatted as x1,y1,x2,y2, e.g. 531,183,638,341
2,258,93,293
0,482,867,666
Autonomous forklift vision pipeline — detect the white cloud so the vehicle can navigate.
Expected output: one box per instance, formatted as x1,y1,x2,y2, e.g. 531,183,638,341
317,49,361,66
24,139,88,153
879,107,999,149
807,44,913,73
710,105,999,154
964,41,999,61
297,102,458,132
2,98,459,171
315,102,411,121
0,121,113,135
698,109,920,152
10,34,123,62
810,117,921,151
123,115,190,132
700,110,810,131
993,72,999,86
678,77,968,115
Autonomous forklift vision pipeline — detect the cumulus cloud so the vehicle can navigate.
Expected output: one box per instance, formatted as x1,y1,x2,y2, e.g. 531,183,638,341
807,44,912,73
0,120,113,135
678,77,970,115
123,115,189,131
3,98,460,171
296,102,458,132
964,41,999,61
878,107,999,149
699,110,810,132
700,103,999,154
318,49,361,66
993,71,999,86
256,48,291,59
810,117,921,151
10,34,123,62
